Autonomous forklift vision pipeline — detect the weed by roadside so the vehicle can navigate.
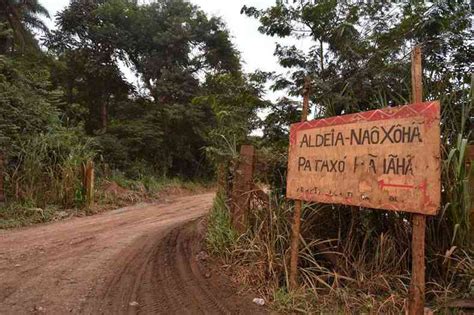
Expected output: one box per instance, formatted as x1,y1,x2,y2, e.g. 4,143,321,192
0,175,213,229
0,202,62,228
205,193,238,256
104,171,206,195
205,75,473,313
206,190,473,313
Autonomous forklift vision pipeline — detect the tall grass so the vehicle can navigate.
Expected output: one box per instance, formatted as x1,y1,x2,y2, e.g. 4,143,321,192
219,192,411,312
214,189,471,312
5,128,95,208
103,170,208,194
435,78,473,248
206,78,473,312
0,128,95,227
230,191,293,292
206,192,238,256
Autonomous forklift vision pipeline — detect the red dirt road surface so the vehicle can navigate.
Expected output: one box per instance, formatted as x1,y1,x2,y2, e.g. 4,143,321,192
0,193,265,314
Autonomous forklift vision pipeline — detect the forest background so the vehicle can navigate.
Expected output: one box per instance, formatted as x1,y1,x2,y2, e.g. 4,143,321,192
0,0,472,312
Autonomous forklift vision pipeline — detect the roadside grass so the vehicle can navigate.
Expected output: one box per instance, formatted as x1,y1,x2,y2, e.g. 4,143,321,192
105,171,209,194
206,189,473,313
0,174,213,229
205,193,238,256
0,202,60,228
272,287,312,313
204,75,474,313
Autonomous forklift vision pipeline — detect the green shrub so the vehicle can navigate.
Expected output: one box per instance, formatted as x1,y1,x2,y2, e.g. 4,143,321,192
6,128,95,208
206,193,237,255
0,55,96,209
0,202,60,229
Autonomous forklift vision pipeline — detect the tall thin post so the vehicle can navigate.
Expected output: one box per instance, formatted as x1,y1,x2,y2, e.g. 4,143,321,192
231,145,255,233
409,46,426,315
84,160,95,208
289,77,311,290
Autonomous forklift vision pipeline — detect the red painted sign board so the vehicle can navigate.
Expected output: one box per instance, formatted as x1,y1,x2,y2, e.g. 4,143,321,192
286,101,441,215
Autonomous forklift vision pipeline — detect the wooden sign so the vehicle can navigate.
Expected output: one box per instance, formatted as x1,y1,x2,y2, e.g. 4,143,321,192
286,101,441,215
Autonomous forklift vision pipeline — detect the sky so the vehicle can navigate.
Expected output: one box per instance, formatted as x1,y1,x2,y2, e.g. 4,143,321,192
40,0,312,102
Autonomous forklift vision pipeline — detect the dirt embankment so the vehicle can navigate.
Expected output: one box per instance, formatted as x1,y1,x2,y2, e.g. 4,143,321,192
0,193,265,314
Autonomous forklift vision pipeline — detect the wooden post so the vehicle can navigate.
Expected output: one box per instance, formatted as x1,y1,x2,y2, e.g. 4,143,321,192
0,151,4,203
84,160,95,208
289,77,311,290
231,145,255,233
408,46,426,315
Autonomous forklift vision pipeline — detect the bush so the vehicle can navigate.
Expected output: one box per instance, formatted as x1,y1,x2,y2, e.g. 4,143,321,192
206,193,237,256
5,128,95,208
0,202,60,229
0,54,96,212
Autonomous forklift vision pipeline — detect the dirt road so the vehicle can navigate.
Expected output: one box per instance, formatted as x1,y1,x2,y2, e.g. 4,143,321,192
0,193,265,314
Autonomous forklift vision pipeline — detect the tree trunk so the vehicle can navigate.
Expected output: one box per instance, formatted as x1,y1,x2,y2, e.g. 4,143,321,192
101,102,107,131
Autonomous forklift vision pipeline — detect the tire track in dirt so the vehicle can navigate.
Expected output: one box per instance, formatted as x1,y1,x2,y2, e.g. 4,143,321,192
87,219,261,314
0,193,266,314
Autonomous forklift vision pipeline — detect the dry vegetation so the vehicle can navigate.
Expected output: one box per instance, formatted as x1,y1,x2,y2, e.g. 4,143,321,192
206,78,474,313
0,170,212,229
208,190,473,313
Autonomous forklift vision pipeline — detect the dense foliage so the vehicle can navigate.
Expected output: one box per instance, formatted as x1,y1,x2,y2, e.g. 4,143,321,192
244,0,473,244
45,0,253,179
0,0,264,229
206,1,473,312
0,0,472,311
0,0,263,207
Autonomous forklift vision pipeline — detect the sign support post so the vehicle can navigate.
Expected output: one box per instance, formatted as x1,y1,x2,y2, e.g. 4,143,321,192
285,46,439,311
408,46,426,315
289,77,310,290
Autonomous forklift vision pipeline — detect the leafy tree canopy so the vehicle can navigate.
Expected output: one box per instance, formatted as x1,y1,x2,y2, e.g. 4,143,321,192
44,0,260,178
243,1,472,117
0,0,50,53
